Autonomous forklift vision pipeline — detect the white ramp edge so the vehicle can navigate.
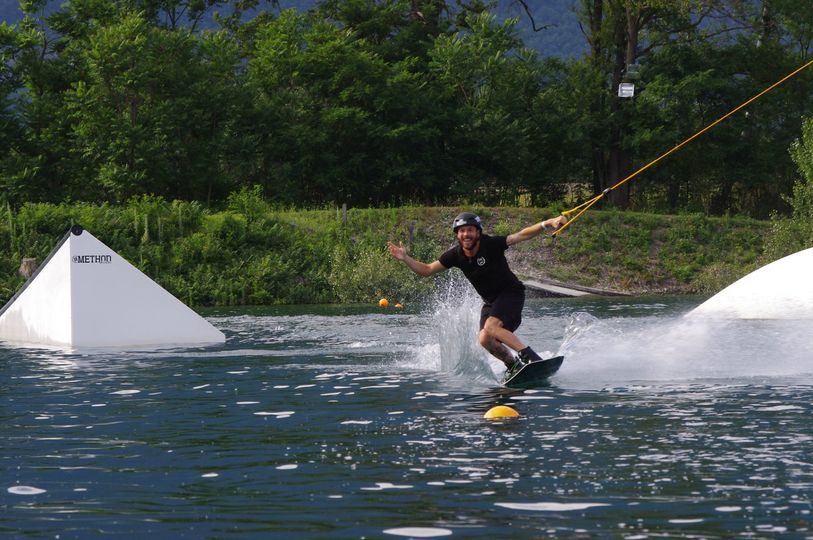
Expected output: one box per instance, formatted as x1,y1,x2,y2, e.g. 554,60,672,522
688,246,813,319
0,225,226,347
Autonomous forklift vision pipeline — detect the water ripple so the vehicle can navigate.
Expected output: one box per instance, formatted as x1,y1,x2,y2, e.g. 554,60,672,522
3,295,813,538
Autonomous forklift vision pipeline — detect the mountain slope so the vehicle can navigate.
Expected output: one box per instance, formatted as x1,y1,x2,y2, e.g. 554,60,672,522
0,0,586,58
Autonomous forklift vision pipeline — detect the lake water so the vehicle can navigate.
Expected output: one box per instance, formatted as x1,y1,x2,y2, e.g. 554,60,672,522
3,285,813,539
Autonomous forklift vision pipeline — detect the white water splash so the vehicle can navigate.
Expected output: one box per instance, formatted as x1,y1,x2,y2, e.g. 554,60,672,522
555,310,813,387
558,311,599,356
408,277,503,384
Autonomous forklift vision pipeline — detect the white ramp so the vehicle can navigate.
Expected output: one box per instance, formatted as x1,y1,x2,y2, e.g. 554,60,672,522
688,246,813,319
0,226,225,347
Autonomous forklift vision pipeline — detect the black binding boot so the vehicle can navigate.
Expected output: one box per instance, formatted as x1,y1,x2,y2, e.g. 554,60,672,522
517,346,542,363
503,359,522,382
503,346,541,382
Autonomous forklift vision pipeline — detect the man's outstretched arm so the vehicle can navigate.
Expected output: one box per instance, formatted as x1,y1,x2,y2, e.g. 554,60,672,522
387,241,446,277
506,215,568,246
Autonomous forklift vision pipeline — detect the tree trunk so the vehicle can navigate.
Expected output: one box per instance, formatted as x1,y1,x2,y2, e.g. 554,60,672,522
666,175,681,211
606,4,632,208
587,0,606,195
758,1,776,46
708,178,734,216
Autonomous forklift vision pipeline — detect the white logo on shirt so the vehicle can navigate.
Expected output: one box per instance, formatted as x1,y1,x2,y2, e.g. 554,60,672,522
477,256,486,266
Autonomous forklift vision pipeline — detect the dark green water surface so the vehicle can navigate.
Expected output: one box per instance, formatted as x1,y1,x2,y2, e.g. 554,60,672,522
3,293,813,538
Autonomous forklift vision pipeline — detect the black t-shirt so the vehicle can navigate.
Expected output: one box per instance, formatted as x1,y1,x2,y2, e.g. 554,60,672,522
438,234,525,303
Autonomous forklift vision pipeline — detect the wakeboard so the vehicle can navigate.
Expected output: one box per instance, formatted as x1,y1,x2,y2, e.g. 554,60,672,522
502,356,564,388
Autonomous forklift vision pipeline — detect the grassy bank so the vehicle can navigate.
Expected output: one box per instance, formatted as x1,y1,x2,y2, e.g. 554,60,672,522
1,195,768,307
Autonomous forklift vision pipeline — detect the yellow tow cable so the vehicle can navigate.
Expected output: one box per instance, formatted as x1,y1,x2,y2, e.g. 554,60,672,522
553,56,813,237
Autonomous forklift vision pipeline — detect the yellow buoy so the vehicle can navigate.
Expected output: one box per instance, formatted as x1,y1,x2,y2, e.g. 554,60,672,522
378,298,389,308
483,405,520,419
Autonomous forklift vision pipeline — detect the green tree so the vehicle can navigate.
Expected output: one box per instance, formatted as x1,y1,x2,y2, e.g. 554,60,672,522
88,0,277,31
248,8,450,205
763,115,813,261
2,0,90,205
64,13,244,202
571,0,811,217
317,0,449,62
428,12,572,205
626,0,811,217
6,0,260,206
575,0,706,209
0,21,26,206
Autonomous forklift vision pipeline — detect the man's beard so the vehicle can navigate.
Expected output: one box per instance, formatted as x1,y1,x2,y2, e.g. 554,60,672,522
458,234,480,251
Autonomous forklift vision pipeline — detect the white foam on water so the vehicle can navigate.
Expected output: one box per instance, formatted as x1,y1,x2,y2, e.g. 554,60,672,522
276,464,298,470
491,478,517,484
348,341,381,349
201,473,219,478
756,405,804,412
317,269,813,390
383,527,453,538
315,373,344,379
495,502,610,511
404,343,442,371
8,486,46,495
110,389,140,395
399,277,504,384
361,482,413,491
555,311,813,387
433,281,503,382
757,526,788,533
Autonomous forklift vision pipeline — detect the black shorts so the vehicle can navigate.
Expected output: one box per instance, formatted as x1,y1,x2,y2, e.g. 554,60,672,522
479,289,525,332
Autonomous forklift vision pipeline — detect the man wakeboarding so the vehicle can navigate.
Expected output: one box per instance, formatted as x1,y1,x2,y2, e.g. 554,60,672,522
387,211,567,380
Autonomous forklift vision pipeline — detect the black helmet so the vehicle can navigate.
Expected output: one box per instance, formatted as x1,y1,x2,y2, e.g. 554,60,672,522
452,212,482,232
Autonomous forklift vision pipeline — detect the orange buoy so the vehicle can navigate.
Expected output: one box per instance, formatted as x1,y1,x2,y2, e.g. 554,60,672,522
378,298,389,308
394,303,403,309
483,405,520,419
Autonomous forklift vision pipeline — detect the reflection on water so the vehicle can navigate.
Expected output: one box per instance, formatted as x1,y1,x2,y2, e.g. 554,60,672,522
2,286,813,538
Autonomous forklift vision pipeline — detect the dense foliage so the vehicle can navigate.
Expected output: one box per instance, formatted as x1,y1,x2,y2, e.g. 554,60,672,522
0,0,812,218
0,193,767,306
763,115,813,261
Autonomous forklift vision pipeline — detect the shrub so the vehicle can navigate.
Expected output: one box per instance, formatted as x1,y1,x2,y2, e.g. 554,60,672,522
328,243,432,304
